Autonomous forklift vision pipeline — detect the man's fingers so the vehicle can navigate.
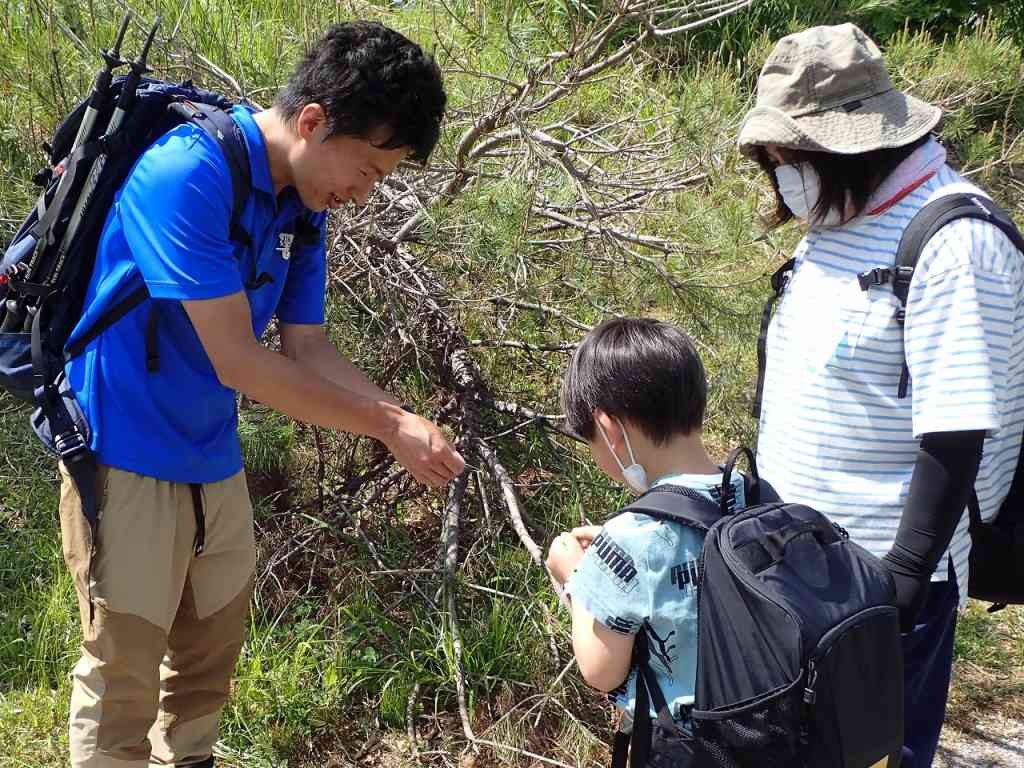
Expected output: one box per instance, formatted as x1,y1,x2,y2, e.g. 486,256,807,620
418,462,453,488
442,447,466,475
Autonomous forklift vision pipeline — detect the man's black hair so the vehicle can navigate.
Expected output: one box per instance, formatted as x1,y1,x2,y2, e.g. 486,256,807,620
275,21,446,164
561,317,707,445
754,134,931,227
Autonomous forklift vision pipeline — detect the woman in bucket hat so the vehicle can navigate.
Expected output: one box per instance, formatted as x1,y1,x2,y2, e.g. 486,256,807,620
740,24,1024,768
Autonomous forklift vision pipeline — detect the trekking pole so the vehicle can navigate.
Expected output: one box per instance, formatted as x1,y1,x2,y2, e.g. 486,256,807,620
41,16,161,294
1,15,131,332
57,13,133,201
19,16,161,331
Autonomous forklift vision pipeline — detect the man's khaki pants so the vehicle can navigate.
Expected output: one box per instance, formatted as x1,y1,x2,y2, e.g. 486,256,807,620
59,463,256,767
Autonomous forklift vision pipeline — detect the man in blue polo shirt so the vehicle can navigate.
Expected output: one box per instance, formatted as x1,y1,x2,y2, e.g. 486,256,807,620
57,22,462,768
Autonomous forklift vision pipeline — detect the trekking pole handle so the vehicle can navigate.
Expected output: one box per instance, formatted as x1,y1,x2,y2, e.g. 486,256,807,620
113,16,161,114
135,16,161,73
105,13,132,64
86,13,132,113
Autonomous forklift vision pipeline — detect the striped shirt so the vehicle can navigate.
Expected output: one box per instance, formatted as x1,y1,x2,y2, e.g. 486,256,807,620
756,152,1024,608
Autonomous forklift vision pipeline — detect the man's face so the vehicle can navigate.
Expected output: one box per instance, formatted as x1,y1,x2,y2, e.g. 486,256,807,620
291,104,409,212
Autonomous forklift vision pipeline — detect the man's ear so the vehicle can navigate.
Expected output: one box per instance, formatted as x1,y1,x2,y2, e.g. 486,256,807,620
295,103,327,141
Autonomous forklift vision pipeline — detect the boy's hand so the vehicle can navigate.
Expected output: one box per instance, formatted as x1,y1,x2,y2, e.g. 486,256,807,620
570,526,602,548
546,532,586,584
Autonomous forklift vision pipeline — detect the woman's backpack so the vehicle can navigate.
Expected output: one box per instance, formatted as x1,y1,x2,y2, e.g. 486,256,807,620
613,448,903,768
861,194,1024,612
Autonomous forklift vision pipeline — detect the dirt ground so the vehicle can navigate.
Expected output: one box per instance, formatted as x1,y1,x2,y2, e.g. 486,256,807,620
936,713,1024,768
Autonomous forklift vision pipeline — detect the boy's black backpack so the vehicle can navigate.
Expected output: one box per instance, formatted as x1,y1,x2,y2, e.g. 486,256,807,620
753,193,1024,612
613,448,903,768
0,18,274,619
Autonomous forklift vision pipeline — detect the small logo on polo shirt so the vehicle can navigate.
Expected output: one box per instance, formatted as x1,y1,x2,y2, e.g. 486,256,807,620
277,232,294,260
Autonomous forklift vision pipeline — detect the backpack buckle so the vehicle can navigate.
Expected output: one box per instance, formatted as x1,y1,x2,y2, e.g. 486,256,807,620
168,99,205,123
770,258,795,294
54,425,89,462
857,267,892,291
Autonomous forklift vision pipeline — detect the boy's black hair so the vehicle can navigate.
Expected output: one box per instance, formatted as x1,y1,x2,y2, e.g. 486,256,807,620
561,317,707,445
754,134,931,227
275,21,446,164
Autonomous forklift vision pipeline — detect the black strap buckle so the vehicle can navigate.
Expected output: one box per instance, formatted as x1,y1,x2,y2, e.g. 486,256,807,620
770,258,795,294
857,266,893,291
54,425,89,462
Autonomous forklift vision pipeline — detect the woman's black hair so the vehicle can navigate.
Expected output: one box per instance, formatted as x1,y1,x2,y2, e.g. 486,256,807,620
754,134,932,227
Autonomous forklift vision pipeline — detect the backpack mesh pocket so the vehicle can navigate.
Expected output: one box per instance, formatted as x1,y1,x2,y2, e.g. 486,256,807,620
647,722,697,768
692,680,804,768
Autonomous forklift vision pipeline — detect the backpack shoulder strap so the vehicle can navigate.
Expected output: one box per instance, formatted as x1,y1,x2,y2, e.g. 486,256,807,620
752,257,796,419
612,626,691,768
66,102,254,367
722,445,758,510
890,193,1024,305
170,100,253,247
619,485,723,531
857,193,1024,398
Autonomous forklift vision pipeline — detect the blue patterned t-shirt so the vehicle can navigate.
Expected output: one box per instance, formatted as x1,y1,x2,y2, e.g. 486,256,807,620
567,472,747,721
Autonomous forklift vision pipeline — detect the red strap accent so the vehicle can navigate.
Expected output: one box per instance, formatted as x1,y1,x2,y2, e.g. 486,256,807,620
867,171,938,216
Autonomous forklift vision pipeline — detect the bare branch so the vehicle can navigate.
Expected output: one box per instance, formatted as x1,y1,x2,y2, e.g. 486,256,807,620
488,297,593,332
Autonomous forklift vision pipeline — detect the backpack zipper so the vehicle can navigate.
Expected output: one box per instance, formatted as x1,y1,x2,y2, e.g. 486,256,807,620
803,659,818,705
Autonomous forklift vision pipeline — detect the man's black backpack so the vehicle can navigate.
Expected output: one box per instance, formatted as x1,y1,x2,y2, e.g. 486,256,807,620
0,17,274,619
613,449,903,768
753,193,1024,612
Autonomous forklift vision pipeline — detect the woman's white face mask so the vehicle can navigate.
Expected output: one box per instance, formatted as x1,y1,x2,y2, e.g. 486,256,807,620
774,162,844,226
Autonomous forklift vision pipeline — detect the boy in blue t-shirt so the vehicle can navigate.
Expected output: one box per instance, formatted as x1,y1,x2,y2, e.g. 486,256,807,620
546,317,750,728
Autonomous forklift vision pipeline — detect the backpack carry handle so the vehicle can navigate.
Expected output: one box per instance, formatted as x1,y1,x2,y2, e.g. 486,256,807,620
721,446,758,513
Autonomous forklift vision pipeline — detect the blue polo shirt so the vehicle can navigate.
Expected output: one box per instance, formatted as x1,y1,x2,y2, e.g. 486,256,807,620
65,106,327,483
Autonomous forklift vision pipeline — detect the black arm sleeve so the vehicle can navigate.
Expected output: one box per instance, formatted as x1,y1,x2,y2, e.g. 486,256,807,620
883,430,984,628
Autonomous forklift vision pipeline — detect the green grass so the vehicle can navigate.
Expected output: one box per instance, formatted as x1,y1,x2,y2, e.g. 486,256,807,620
948,602,1024,727
2,0,1024,765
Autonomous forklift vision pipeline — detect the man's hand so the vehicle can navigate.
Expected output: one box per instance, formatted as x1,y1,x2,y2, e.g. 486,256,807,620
383,410,465,488
546,531,587,584
182,293,464,488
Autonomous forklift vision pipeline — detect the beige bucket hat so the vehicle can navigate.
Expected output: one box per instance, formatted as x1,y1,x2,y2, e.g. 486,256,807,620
737,23,941,157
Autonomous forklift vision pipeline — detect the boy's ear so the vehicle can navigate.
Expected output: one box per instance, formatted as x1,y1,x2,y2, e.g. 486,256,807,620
593,409,622,448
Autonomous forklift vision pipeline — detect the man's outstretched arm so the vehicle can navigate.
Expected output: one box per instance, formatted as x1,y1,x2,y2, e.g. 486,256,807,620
279,322,398,405
183,292,464,487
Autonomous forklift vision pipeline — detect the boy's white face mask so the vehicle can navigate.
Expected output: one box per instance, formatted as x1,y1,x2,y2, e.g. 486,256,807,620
775,162,843,226
596,416,649,495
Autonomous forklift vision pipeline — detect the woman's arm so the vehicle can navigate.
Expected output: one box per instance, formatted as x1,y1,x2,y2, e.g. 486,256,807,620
883,430,984,631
